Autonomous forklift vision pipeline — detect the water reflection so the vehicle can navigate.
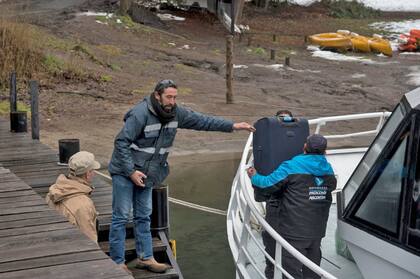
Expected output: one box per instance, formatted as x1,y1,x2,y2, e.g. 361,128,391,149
167,157,240,279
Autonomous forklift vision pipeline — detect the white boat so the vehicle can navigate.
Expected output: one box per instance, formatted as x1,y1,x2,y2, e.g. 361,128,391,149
227,88,420,278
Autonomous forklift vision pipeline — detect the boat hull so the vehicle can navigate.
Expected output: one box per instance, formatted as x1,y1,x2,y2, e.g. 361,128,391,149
338,221,420,279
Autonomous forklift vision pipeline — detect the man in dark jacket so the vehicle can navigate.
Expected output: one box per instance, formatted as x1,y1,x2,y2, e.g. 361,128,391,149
108,79,255,274
247,134,336,279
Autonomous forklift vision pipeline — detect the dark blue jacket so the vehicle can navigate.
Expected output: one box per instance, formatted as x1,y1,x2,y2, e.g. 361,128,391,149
252,154,337,239
109,96,233,187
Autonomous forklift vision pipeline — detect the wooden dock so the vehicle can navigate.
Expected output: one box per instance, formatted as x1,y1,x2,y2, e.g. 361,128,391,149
0,167,132,278
0,119,180,279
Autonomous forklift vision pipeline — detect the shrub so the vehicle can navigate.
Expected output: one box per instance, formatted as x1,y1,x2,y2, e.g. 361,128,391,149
323,0,381,19
0,20,43,87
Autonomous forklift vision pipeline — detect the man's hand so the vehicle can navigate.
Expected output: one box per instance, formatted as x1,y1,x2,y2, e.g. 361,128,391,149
247,167,257,178
130,170,147,187
233,122,256,132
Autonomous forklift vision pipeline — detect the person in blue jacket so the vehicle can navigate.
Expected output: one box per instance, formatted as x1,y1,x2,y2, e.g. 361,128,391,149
247,134,337,279
108,79,255,274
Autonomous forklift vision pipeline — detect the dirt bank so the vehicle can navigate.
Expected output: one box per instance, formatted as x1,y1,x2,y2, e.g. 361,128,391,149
1,1,419,166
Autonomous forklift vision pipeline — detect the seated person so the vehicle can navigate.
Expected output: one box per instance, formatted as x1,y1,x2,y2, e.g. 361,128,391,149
46,151,100,242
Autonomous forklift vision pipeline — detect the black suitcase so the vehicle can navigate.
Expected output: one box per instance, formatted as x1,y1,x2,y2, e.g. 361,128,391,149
252,117,309,201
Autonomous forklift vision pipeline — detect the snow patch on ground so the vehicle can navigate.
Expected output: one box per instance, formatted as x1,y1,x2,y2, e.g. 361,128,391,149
288,67,321,73
287,0,420,11
370,20,420,35
157,13,185,21
352,73,367,79
308,46,398,64
253,64,284,70
407,66,420,86
308,46,374,63
400,52,420,55
78,11,113,17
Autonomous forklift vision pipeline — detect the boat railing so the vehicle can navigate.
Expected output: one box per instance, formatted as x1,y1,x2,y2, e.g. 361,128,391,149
227,112,391,279
309,111,391,139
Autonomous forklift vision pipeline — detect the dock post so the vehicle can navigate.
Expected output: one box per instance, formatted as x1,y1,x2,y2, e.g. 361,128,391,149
9,72,17,113
30,80,39,140
151,185,169,235
58,139,80,164
10,111,27,133
226,35,234,104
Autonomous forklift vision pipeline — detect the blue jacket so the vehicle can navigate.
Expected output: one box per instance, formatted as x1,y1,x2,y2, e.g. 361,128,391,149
109,96,234,187
252,153,336,239
251,154,334,188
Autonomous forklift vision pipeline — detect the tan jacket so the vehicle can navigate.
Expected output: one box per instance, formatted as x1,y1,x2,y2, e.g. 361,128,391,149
46,174,98,242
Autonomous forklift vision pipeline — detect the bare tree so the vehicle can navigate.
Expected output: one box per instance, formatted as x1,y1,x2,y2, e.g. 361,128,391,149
119,0,133,15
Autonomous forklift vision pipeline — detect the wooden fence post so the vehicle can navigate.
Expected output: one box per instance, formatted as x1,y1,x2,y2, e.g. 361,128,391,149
30,80,39,140
226,35,234,104
285,56,290,67
270,49,276,60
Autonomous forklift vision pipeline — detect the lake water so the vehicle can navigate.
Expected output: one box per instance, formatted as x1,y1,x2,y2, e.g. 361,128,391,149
166,157,240,279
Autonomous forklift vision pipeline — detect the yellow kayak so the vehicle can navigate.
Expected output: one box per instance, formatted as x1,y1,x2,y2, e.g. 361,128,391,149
308,33,352,50
369,34,393,57
337,31,371,53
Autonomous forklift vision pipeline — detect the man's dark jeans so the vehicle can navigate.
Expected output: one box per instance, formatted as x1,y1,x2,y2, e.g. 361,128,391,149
263,201,322,279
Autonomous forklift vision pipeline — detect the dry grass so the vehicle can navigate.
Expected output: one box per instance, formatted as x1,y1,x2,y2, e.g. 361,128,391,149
0,19,43,87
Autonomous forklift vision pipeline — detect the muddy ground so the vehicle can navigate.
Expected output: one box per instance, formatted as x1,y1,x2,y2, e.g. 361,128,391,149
0,0,419,165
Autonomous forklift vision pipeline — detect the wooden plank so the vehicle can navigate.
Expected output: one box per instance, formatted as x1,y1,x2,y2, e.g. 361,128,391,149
0,145,53,155
0,190,37,198
0,194,44,204
0,228,99,263
0,222,74,238
0,210,66,223
0,204,51,215
1,160,59,168
0,259,133,279
0,198,47,209
0,183,30,192
0,215,67,229
0,250,108,274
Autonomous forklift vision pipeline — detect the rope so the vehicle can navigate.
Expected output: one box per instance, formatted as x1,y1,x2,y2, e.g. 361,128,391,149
94,170,227,216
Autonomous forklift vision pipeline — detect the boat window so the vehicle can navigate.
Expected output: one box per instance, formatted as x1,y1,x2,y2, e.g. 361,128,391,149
412,180,420,230
344,105,405,207
354,133,408,234
408,138,420,251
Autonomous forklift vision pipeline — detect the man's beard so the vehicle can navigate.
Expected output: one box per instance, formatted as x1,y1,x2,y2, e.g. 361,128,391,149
162,104,173,112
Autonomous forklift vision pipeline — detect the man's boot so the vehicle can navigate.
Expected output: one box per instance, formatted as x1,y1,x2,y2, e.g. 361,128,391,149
136,258,171,273
118,263,132,275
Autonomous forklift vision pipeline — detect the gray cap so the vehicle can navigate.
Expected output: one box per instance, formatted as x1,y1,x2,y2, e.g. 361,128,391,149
306,134,327,154
68,151,100,175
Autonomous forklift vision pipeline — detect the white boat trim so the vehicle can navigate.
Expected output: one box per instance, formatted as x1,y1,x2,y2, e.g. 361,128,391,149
227,112,391,279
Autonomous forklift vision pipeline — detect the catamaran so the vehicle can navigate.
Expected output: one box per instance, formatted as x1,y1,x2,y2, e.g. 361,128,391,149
227,88,420,278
